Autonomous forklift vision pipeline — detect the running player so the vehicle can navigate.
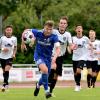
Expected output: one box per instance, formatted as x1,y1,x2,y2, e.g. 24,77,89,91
48,16,72,95
21,20,60,99
71,25,89,91
86,30,100,88
0,25,17,92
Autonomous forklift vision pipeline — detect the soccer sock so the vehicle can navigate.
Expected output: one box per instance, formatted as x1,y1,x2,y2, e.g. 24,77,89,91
91,76,96,86
4,71,9,85
75,73,81,86
48,69,55,86
42,73,49,92
87,74,92,87
50,78,57,93
38,77,43,88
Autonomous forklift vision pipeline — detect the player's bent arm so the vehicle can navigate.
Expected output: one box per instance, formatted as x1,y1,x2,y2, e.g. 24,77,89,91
67,43,73,54
12,46,17,58
53,42,61,61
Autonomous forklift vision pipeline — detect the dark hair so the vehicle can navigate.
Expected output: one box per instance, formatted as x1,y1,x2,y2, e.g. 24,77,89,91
44,20,54,27
4,25,13,29
60,16,68,21
75,24,83,29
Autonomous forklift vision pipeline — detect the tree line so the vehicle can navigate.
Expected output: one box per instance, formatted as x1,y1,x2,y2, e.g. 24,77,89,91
0,0,100,64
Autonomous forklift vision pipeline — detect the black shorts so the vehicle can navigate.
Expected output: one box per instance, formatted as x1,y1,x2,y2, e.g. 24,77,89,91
0,58,13,69
97,65,100,72
55,56,64,76
85,61,93,69
90,61,98,72
73,60,85,73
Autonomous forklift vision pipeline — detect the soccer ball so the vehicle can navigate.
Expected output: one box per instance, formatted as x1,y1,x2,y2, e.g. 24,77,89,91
22,30,33,44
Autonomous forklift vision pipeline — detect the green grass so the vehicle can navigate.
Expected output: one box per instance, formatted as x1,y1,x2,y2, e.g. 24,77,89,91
0,87,100,100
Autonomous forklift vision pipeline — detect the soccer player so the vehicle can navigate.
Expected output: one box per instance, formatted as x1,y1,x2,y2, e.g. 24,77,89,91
21,20,60,99
71,25,89,91
48,16,72,95
0,25,17,92
86,30,100,88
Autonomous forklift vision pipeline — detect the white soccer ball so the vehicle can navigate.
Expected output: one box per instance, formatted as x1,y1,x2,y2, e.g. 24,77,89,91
22,30,33,44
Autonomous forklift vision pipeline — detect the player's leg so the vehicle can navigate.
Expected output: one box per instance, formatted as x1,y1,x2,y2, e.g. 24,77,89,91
34,63,49,96
34,59,51,98
74,60,84,91
91,61,98,88
86,61,92,88
48,56,63,94
73,61,80,91
1,58,12,92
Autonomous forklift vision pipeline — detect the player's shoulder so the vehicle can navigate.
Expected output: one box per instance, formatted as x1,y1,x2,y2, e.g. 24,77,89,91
0,35,6,39
11,36,17,40
95,39,100,43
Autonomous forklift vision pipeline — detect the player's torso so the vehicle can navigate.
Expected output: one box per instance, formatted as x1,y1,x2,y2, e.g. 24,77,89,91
87,39,100,61
72,36,89,61
53,29,72,56
35,31,57,58
0,36,16,59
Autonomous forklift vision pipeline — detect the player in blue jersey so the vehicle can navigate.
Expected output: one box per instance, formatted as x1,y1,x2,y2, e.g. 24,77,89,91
21,20,60,99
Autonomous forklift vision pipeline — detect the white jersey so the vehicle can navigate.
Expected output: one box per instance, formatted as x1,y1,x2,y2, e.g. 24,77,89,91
52,29,72,56
72,35,89,61
87,39,100,61
0,35,17,59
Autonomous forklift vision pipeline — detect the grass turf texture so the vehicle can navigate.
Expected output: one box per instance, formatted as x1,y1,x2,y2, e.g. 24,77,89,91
0,87,100,100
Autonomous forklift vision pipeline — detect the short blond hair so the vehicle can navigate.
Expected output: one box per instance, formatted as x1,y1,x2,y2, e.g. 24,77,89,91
44,20,54,27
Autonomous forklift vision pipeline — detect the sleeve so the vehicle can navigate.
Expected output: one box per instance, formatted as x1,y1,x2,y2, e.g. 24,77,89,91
31,29,38,38
14,37,17,46
53,35,60,47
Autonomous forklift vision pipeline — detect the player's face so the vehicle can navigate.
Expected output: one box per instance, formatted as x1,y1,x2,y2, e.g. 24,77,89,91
59,19,67,32
89,31,96,39
44,25,53,36
5,27,13,37
75,26,83,34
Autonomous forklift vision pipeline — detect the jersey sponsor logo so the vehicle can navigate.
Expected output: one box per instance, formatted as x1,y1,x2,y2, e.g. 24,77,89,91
5,43,13,47
37,39,51,46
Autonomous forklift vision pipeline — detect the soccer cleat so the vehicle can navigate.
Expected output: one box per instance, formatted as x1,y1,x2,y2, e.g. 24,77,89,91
45,92,52,99
74,85,81,92
5,85,9,91
34,83,40,96
1,86,5,92
91,83,95,88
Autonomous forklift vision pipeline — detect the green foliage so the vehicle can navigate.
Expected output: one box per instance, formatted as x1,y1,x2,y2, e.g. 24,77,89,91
0,0,100,64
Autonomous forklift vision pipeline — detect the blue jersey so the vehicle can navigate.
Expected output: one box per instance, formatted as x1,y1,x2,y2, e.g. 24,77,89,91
32,29,59,61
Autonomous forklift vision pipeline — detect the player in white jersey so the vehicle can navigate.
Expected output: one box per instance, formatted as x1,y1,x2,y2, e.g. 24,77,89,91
48,16,72,95
71,25,89,91
86,30,100,88
0,25,17,92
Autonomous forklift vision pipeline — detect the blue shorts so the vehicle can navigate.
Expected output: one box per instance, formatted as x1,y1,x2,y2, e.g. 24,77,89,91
35,57,51,74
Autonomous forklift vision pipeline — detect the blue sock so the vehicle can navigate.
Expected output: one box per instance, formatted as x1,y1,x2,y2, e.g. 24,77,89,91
42,73,48,91
38,77,43,87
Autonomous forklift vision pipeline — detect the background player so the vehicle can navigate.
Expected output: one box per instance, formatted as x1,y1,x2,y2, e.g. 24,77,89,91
48,16,72,95
0,25,17,92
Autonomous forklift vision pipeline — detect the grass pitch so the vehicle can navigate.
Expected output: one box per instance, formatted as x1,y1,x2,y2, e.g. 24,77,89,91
0,87,100,100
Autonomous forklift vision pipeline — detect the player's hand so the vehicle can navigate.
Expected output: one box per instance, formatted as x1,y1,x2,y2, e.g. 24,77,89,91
70,43,78,50
21,43,27,52
51,56,57,70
